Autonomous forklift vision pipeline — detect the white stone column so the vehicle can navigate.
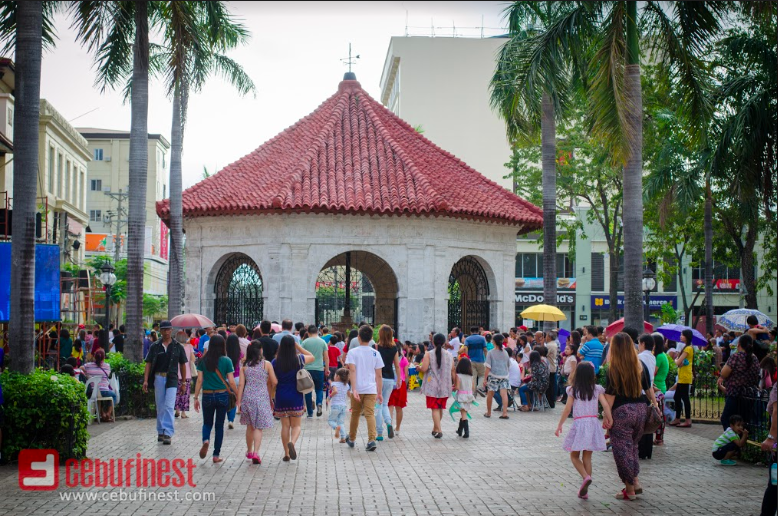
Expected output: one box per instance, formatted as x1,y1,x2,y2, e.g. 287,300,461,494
405,243,432,342
263,244,283,323
289,244,312,322
434,246,450,336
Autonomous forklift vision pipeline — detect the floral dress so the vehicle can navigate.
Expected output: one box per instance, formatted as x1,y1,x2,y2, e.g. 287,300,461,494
239,361,274,429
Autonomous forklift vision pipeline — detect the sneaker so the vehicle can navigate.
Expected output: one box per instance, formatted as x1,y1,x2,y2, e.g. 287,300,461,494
366,441,377,451
162,435,172,445
317,404,323,417
720,459,737,466
345,437,355,448
387,424,395,439
306,414,313,419
228,422,234,430
376,435,384,441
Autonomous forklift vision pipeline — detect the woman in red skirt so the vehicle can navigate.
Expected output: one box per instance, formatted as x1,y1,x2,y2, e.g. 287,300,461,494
388,342,410,435
420,334,456,438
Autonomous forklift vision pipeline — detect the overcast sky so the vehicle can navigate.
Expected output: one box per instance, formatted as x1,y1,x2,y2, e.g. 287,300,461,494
39,1,508,189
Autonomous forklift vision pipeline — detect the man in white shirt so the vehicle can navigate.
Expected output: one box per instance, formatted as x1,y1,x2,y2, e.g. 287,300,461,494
446,328,461,359
637,334,657,386
345,325,384,452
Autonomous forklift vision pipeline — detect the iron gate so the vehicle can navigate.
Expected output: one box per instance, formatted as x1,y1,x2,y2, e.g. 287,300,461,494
448,256,490,331
214,254,263,328
315,266,374,327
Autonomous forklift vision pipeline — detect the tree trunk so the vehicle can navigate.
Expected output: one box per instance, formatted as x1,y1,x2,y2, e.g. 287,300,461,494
741,222,758,309
541,92,557,331
622,1,644,332
125,0,149,363
704,177,714,334
8,1,43,373
609,250,619,324
167,83,184,319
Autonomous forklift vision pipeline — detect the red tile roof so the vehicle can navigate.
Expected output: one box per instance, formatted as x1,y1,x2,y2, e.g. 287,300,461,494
157,78,542,230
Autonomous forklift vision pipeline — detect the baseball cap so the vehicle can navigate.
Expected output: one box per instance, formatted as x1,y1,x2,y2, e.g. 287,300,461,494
159,320,173,329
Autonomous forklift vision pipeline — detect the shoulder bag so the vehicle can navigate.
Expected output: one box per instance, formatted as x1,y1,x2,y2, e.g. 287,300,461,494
296,355,315,394
214,362,238,411
643,402,663,434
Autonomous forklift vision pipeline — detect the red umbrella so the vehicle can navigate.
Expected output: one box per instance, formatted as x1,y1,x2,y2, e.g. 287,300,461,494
170,313,216,329
605,317,653,337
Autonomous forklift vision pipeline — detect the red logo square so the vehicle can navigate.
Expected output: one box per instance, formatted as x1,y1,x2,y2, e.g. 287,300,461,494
18,449,59,490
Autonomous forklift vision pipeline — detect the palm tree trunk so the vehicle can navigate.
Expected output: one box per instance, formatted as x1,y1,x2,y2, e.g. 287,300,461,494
541,93,557,331
608,251,619,323
704,176,714,334
622,1,645,332
167,83,184,319
125,0,149,362
8,1,43,373
741,221,758,309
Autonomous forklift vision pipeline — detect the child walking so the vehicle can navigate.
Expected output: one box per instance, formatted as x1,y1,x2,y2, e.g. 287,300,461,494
555,362,613,499
237,342,278,465
455,357,474,438
328,368,351,442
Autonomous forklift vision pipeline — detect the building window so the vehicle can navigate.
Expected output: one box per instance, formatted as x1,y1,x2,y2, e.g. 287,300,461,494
90,179,102,191
515,253,574,280
57,153,63,197
7,107,12,126
94,148,104,161
89,210,102,222
692,261,741,291
48,146,54,192
591,253,605,291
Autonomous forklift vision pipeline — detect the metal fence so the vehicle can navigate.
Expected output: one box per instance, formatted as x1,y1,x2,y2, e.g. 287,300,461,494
690,372,725,421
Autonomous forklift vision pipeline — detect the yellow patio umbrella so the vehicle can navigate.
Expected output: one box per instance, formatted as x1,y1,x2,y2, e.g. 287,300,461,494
520,304,567,322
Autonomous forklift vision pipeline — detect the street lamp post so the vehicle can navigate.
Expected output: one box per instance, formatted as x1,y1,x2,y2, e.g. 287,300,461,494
642,267,656,324
99,262,117,330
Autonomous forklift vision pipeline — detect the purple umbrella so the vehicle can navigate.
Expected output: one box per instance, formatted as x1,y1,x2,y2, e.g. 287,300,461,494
558,328,570,352
655,324,707,347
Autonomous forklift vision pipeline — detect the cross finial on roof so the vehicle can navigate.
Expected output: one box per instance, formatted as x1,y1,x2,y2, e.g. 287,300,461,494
340,43,359,80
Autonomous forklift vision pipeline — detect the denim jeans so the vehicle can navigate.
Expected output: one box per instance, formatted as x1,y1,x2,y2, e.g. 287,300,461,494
227,406,236,423
374,379,395,434
328,404,347,438
154,375,177,437
519,384,531,405
201,392,229,457
304,369,325,415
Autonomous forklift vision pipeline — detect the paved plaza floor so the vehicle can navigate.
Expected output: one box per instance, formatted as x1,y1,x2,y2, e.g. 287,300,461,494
0,390,770,516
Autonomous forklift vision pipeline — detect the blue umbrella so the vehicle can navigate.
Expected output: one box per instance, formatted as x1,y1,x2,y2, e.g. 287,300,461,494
655,324,707,347
719,309,774,332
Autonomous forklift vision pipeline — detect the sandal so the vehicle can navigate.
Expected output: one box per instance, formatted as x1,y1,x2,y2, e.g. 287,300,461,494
634,487,643,495
614,489,636,501
433,432,443,439
678,422,692,428
251,453,261,465
212,457,223,464
282,456,290,462
519,407,531,412
483,413,491,418
288,443,297,460
199,441,209,459
578,475,592,498
499,415,509,419
668,419,680,426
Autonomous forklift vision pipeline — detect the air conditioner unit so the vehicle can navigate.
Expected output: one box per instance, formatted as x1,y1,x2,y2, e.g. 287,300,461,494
104,157,112,162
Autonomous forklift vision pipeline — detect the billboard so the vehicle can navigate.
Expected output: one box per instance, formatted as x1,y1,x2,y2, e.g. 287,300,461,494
0,243,61,322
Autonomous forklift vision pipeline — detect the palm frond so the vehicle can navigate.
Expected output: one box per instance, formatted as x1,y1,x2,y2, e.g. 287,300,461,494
207,53,256,97
588,1,629,164
0,0,62,54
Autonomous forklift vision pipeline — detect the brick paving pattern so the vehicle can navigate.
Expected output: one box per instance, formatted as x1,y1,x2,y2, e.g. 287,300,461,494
0,390,769,515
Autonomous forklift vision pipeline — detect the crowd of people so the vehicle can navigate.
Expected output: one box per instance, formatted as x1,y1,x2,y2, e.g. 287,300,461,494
5,315,774,513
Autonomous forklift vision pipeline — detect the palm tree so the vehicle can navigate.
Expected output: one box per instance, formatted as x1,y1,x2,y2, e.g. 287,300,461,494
0,1,61,372
72,0,156,362
490,2,590,330
162,1,255,320
521,1,726,331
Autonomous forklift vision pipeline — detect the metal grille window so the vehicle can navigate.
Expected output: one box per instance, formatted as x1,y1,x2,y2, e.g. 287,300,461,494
448,256,490,331
591,253,605,291
214,254,264,328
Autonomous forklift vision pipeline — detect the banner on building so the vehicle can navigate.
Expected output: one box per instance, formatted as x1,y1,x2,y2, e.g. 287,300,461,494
515,292,576,306
591,295,677,311
516,277,576,290
160,220,169,260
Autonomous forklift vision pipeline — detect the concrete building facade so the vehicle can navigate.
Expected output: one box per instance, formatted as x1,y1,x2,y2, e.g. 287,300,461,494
78,128,170,296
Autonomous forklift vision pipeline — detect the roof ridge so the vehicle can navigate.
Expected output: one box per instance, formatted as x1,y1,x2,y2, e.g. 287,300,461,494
358,91,448,213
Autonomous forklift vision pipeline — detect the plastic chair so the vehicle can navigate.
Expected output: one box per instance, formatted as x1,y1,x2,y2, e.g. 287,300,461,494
84,377,102,424
110,373,121,406
531,388,549,412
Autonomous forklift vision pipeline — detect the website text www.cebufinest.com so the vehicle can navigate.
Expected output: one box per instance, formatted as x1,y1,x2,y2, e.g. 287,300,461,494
59,489,215,502
18,449,215,502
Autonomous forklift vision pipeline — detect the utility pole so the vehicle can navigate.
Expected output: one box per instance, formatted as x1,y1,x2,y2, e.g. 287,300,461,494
104,189,128,263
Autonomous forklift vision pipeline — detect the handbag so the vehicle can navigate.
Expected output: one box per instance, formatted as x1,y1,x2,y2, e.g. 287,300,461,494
643,403,663,435
296,355,315,394
214,366,237,411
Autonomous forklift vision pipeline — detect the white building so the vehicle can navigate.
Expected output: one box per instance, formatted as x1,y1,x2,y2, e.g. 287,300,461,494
78,128,170,296
379,36,513,190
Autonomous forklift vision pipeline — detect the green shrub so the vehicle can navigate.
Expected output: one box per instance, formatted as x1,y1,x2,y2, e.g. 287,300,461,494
0,369,90,461
596,363,608,387
106,353,156,418
667,360,678,391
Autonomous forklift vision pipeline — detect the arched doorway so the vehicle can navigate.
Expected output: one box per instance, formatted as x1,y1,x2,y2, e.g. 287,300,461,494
315,251,398,333
448,256,490,331
214,253,263,328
